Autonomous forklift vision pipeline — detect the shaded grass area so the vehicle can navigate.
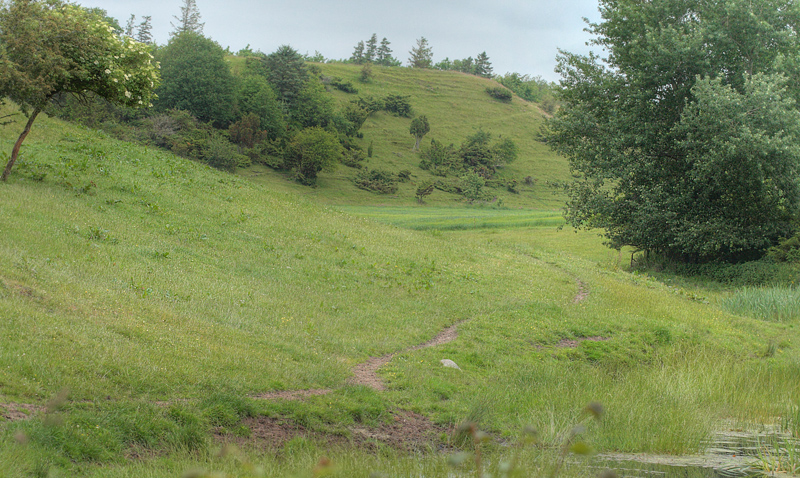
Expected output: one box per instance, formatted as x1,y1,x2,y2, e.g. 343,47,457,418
1,108,799,476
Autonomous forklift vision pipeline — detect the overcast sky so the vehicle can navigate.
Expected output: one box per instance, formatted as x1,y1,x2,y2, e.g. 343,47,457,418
78,0,601,82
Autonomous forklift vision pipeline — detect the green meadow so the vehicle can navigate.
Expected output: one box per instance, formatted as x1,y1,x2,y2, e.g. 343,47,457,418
0,66,798,477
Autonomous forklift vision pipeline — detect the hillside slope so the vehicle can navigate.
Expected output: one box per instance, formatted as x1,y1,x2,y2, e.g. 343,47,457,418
1,104,798,476
240,63,567,208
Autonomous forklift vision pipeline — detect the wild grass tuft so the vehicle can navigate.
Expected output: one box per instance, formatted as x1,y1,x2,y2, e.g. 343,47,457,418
719,286,800,322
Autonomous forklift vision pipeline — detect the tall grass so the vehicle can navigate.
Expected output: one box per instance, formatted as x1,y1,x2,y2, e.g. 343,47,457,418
719,287,800,322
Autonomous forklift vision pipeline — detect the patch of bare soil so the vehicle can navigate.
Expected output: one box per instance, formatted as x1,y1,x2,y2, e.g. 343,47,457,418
349,322,461,391
217,410,447,452
532,336,610,350
573,279,589,304
1,403,43,421
252,389,332,401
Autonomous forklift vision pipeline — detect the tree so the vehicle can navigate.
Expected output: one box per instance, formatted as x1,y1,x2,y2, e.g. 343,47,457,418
0,1,159,181
284,127,343,185
410,115,430,151
474,52,493,78
351,41,365,64
365,34,378,62
155,32,235,126
255,45,309,108
171,0,204,36
408,37,433,68
546,0,800,263
234,75,286,140
136,16,154,45
125,14,136,37
377,37,394,66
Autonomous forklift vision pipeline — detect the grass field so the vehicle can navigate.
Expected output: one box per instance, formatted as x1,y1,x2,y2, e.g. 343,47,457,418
1,81,799,477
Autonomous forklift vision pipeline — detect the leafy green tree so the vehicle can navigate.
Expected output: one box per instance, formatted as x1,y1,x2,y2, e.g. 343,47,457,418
155,32,235,126
0,1,159,181
410,115,430,151
284,127,343,185
171,0,204,36
408,37,433,68
235,75,286,139
365,34,378,62
289,80,336,130
546,0,800,262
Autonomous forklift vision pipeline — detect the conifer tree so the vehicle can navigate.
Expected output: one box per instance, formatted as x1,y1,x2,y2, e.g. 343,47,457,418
377,37,394,66
365,34,378,62
474,52,493,78
408,37,433,68
171,0,204,36
137,16,153,45
351,40,365,64
124,14,136,38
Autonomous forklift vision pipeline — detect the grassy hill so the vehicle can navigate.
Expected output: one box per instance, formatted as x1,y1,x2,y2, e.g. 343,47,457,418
238,62,567,209
0,78,799,477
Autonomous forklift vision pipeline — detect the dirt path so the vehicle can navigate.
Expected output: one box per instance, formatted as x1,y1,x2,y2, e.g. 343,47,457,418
573,279,589,304
350,322,461,391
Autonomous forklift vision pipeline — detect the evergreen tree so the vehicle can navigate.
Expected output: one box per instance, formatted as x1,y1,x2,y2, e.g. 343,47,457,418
351,40,365,64
377,37,394,66
365,34,378,62
136,16,153,45
474,52,493,78
124,14,136,38
171,0,204,36
408,37,433,68
259,45,309,108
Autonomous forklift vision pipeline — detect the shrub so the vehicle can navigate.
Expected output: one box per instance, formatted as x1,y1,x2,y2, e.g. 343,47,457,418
419,139,458,173
767,233,800,263
485,86,513,102
416,181,435,203
202,135,248,172
284,127,343,185
353,169,398,194
328,76,359,94
383,94,412,117
360,63,374,83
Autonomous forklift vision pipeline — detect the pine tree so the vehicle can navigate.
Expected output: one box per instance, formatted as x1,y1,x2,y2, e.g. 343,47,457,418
475,51,493,78
136,16,153,45
365,34,378,62
124,14,136,38
408,37,433,68
171,0,204,36
377,37,393,66
351,40,365,64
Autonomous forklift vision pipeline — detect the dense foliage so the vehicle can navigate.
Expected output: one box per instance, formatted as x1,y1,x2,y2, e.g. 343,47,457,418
546,0,800,263
155,32,234,126
0,0,159,181
420,130,518,180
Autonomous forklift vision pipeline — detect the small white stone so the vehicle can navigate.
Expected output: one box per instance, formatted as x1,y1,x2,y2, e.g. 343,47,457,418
440,359,462,371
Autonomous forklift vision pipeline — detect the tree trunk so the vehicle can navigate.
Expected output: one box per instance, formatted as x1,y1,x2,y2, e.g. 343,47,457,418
2,107,41,182
414,136,421,151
